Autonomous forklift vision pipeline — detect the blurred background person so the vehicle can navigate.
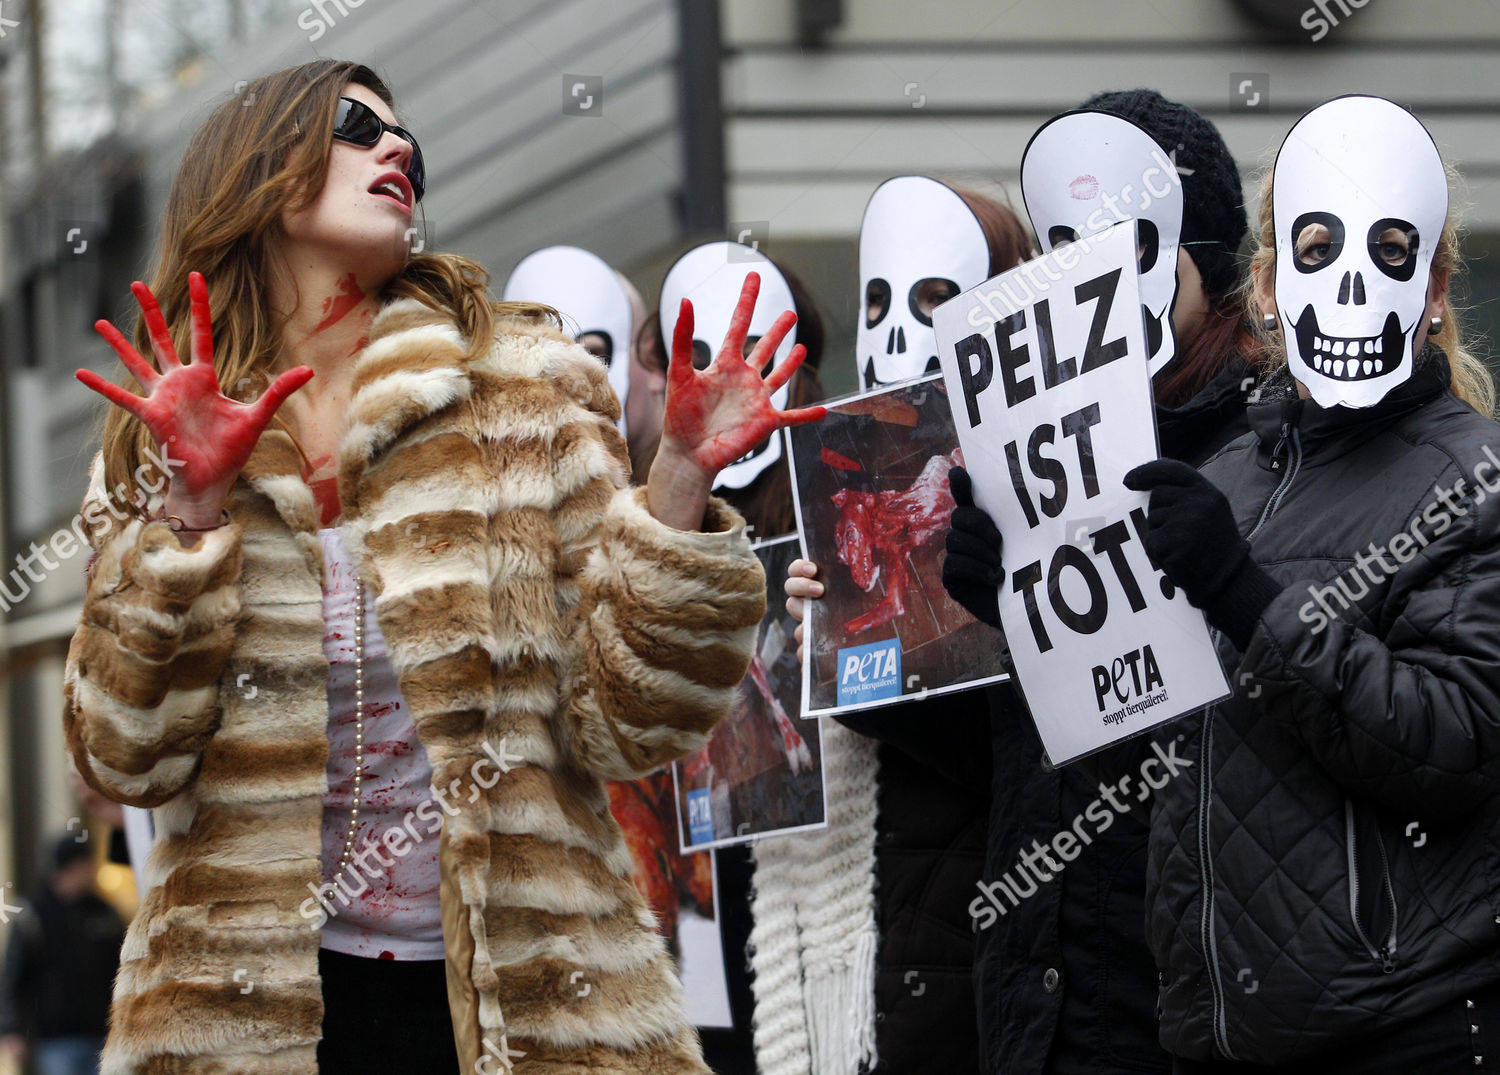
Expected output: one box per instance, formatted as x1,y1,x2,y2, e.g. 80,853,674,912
0,835,124,1075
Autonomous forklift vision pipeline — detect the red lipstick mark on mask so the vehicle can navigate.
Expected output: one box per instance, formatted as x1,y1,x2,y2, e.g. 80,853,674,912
1068,175,1098,200
311,273,365,335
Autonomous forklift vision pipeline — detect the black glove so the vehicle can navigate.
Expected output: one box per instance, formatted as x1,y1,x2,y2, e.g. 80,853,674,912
942,466,1004,631
1122,458,1282,651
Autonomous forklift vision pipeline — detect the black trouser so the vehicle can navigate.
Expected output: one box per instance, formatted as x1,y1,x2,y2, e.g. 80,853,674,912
317,947,459,1074
1173,979,1500,1074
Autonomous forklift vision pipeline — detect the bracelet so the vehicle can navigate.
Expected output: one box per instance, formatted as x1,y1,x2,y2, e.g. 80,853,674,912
157,509,231,533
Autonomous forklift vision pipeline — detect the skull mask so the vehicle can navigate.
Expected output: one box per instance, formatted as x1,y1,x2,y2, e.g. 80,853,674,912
659,241,798,491
502,246,635,435
1021,110,1185,375
1272,95,1447,409
857,176,991,391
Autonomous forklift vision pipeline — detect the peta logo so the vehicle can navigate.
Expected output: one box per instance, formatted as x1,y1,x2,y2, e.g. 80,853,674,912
685,788,715,847
836,638,902,707
1092,644,1166,724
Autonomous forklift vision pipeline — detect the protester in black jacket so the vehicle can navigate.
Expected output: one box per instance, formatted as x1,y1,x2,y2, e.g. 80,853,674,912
938,90,1256,1075
811,181,1033,1074
1131,96,1500,1072
949,94,1500,1073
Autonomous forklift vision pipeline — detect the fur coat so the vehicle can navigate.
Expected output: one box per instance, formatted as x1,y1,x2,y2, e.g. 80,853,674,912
62,298,766,1073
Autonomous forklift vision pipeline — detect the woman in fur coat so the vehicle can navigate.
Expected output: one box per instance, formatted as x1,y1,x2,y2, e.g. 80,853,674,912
65,58,822,1074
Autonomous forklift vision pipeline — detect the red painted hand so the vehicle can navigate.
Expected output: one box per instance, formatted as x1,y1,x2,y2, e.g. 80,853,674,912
660,272,827,479
76,272,314,509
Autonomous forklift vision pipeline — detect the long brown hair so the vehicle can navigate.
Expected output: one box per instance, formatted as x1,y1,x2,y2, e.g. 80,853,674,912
97,59,552,509
1243,165,1493,417
953,186,1036,277
1152,296,1258,409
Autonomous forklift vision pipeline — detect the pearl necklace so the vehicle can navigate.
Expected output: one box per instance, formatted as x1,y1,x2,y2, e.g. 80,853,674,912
328,581,366,889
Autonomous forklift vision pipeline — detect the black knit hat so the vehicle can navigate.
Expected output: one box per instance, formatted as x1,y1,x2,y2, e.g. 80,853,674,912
1080,89,1247,299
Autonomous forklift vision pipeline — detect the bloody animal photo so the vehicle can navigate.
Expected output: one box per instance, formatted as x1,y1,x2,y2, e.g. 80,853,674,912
673,536,826,851
788,377,1011,715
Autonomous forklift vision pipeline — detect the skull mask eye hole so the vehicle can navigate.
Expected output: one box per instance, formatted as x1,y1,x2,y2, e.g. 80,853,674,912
865,277,892,329
908,277,961,327
1048,224,1080,248
1367,218,1421,281
1135,218,1160,274
691,339,713,370
1290,211,1346,273
741,335,773,377
576,330,613,365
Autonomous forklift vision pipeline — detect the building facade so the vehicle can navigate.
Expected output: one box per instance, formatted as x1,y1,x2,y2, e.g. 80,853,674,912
1,0,1498,892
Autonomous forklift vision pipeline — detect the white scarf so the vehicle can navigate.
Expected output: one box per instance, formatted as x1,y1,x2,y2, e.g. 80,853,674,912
749,718,881,1074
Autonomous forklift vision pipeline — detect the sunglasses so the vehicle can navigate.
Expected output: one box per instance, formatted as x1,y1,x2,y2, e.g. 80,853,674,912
332,96,426,203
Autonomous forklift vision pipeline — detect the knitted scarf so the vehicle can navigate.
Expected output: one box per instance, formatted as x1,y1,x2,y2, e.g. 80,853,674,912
748,718,881,1074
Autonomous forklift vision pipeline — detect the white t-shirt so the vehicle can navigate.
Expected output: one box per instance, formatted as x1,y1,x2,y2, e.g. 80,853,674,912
317,527,445,961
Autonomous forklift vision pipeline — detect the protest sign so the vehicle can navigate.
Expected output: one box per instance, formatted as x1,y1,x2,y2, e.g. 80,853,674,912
787,377,1011,717
672,535,828,851
932,224,1229,764
607,771,731,1027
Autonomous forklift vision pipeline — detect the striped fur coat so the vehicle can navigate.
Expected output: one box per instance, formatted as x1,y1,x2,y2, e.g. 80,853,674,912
62,299,765,1073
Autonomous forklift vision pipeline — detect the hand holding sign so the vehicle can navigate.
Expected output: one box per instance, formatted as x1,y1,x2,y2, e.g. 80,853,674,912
941,466,1004,630
1124,459,1282,651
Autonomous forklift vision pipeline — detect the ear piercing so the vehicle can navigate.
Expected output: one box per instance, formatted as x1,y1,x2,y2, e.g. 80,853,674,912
1429,315,1444,335
1263,312,1279,331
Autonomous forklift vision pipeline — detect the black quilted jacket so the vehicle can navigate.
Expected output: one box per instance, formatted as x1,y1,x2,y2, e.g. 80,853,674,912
1149,354,1500,1064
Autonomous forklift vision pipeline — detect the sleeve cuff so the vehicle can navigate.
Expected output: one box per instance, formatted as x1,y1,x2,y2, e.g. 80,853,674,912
1206,561,1283,652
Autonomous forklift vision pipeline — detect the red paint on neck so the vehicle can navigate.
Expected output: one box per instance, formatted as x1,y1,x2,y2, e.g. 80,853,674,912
309,476,341,527
311,273,365,336
303,453,341,527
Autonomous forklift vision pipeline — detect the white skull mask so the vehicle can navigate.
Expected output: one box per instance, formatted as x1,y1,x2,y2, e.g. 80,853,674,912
502,246,635,434
1021,110,1185,375
659,242,799,491
857,176,992,391
1272,95,1447,409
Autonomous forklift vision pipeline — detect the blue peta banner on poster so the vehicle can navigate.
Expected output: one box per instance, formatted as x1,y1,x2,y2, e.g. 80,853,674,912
686,788,715,847
836,637,903,707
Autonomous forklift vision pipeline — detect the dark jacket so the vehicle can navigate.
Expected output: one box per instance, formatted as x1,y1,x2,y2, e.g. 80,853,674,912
0,884,123,1042
839,686,993,1074
972,358,1254,1075
1150,354,1500,1064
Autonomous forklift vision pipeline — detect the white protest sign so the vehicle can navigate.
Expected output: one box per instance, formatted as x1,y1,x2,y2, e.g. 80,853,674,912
932,224,1229,765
